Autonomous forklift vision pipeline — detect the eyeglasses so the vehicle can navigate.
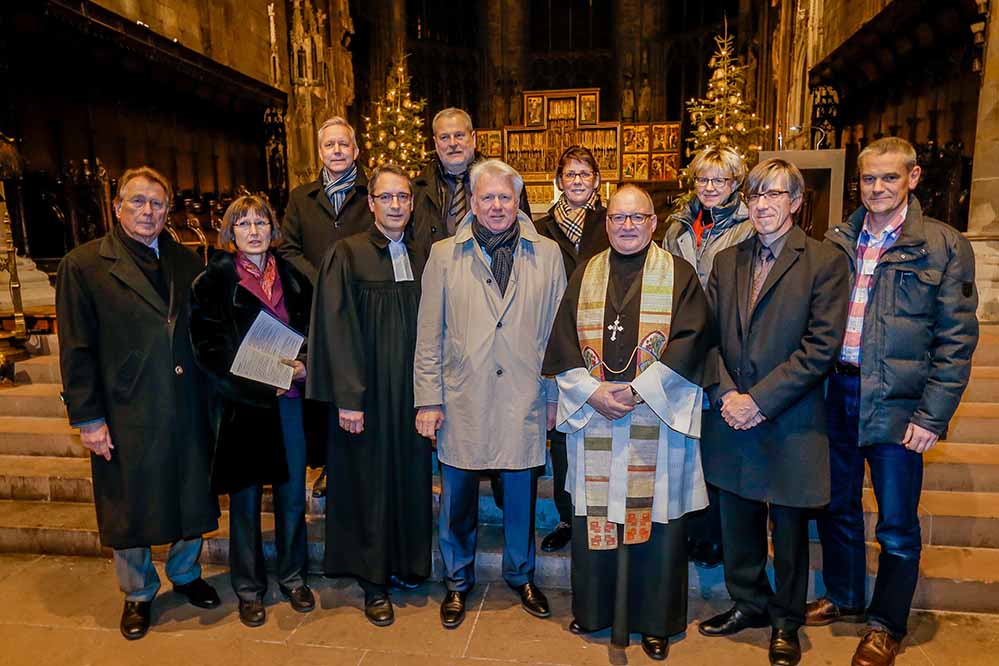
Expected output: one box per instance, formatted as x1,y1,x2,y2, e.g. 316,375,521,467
694,176,731,188
233,219,272,231
371,192,413,205
126,196,166,212
608,213,653,226
562,171,595,182
746,190,791,203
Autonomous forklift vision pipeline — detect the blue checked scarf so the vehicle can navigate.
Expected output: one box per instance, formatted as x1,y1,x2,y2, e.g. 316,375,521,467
321,162,358,215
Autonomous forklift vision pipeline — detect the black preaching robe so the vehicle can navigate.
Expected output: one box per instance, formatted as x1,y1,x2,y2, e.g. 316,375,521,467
542,243,712,643
307,225,432,585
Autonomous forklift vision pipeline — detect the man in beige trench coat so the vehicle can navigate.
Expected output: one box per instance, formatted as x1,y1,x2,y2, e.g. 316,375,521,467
414,159,566,630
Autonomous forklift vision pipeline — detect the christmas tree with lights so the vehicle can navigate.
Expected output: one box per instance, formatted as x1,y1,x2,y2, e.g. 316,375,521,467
362,54,427,176
685,26,768,165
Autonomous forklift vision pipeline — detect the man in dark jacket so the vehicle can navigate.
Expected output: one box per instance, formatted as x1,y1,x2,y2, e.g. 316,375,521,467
56,167,221,641
411,107,530,250
277,115,373,497
699,158,850,666
808,137,979,666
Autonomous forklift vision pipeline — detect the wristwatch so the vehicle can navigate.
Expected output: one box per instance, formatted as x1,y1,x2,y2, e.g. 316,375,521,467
630,386,645,405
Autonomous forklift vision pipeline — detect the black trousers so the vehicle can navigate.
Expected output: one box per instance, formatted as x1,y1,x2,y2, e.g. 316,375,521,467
718,488,810,630
548,430,573,525
685,483,723,547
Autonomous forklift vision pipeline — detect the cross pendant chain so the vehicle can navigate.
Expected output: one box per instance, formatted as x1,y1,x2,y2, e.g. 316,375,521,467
608,315,624,341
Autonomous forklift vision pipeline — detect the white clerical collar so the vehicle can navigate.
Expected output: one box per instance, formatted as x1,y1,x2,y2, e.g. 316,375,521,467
380,230,414,282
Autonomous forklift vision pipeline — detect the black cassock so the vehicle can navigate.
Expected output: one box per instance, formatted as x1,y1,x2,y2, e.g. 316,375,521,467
542,243,712,642
308,226,433,586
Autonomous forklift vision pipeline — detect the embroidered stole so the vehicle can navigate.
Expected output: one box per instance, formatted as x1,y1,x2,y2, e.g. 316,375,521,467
575,245,674,549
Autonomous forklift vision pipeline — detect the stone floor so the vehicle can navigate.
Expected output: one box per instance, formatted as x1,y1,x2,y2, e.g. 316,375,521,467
1,554,996,666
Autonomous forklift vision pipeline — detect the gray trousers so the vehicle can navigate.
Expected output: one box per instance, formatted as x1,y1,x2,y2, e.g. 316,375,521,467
113,537,203,602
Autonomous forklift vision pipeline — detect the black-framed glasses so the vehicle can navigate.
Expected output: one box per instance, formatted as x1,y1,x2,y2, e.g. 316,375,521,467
747,190,790,204
372,192,413,205
694,176,731,188
608,212,653,226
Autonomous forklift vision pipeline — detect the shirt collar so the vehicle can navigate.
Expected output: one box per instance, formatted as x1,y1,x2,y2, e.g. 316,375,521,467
756,227,790,259
861,206,907,244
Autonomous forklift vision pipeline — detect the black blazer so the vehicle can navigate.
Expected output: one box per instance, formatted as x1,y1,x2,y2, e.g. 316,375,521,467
189,251,313,494
702,225,850,507
276,169,373,286
534,203,610,281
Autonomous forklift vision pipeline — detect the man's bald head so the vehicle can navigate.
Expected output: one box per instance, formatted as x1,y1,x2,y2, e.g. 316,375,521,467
608,184,654,212
606,184,657,255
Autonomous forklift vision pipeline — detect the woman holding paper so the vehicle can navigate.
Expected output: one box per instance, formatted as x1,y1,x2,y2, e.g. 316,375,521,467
189,195,314,628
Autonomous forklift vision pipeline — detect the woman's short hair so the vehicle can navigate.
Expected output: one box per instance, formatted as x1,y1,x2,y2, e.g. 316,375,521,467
115,166,173,210
469,159,524,199
555,145,601,182
745,158,805,201
216,195,282,252
687,146,747,191
369,163,413,194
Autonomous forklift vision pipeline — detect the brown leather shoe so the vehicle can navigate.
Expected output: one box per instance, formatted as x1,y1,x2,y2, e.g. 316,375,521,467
805,597,866,626
852,628,901,666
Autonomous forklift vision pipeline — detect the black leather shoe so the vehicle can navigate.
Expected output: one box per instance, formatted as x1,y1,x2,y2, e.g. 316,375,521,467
281,585,315,613
514,582,551,618
238,598,266,627
541,523,572,552
389,574,423,590
698,606,770,637
173,578,221,609
689,539,724,568
642,635,669,661
364,592,394,627
440,590,467,629
769,628,801,666
120,600,151,640
312,468,327,498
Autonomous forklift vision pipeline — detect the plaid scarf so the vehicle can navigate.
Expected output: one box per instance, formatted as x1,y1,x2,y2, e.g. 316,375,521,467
553,191,599,246
236,251,278,302
321,162,357,215
471,217,520,296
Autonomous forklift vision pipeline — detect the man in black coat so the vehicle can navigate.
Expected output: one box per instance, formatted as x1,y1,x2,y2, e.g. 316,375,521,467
411,107,530,250
56,167,221,641
698,159,850,666
277,115,373,496
808,138,979,666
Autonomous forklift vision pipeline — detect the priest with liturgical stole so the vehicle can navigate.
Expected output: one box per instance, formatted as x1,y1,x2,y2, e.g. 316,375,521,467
307,165,431,627
543,185,712,661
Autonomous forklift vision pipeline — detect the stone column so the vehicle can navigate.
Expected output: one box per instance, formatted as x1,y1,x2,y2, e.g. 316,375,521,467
369,0,406,99
480,0,527,128
967,1,999,321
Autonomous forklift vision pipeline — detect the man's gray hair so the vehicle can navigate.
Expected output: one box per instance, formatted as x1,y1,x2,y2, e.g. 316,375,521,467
469,159,524,199
858,136,918,173
745,158,805,201
317,116,356,146
432,107,474,135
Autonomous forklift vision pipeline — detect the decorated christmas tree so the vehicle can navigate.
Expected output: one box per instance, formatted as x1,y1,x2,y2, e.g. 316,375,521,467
362,54,427,176
685,25,768,166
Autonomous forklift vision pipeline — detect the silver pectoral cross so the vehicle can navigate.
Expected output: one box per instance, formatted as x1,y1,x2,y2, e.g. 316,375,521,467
608,315,624,341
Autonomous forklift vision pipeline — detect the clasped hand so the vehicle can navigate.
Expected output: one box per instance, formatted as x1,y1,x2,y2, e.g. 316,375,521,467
586,382,637,421
720,391,765,430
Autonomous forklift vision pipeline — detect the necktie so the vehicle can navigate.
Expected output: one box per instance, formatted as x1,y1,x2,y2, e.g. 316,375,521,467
449,176,467,225
751,245,775,306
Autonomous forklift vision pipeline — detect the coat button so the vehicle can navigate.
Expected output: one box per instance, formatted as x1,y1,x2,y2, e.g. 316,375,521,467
496,321,503,328
496,368,503,376
487,278,493,284
175,365,184,376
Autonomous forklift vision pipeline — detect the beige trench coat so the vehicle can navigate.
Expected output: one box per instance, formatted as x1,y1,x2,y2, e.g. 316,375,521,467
414,212,567,470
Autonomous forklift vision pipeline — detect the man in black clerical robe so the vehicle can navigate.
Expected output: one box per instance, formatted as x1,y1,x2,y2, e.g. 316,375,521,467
307,165,431,627
542,185,712,661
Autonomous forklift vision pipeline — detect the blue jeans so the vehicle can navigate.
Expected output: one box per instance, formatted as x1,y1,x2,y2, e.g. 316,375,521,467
817,373,923,640
438,463,537,592
114,538,203,602
229,396,308,601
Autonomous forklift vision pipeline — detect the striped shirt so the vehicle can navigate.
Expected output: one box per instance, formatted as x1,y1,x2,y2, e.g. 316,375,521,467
839,207,907,365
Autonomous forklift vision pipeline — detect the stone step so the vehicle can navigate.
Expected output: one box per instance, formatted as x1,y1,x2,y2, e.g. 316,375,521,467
972,326,999,366
922,441,999,491
861,487,999,548
0,416,85,457
0,383,66,418
13,355,60,384
945,402,999,444
964,366,999,402
0,500,995,612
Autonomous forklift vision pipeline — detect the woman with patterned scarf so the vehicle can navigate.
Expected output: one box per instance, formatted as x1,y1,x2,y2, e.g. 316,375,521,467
662,145,754,570
189,195,315,628
535,145,610,554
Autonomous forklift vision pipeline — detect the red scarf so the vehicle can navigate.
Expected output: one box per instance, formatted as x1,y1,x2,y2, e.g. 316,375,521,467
236,252,278,301
691,209,714,249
